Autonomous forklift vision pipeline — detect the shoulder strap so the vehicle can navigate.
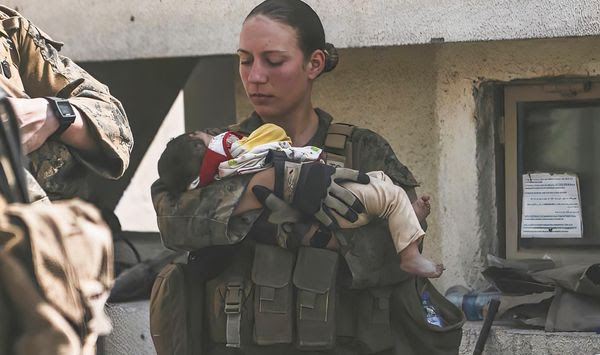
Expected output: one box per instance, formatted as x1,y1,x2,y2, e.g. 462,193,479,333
324,122,355,169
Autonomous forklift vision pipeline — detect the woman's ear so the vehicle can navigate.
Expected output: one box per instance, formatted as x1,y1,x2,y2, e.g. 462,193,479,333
307,49,326,80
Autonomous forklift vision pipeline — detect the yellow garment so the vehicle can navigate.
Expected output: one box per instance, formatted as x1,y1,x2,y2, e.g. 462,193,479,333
237,123,291,151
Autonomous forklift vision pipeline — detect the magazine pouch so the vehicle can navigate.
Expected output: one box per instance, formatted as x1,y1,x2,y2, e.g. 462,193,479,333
293,247,338,350
251,244,294,345
356,287,394,353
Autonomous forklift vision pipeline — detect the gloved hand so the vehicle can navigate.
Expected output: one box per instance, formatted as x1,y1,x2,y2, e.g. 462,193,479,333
252,185,303,249
267,151,370,229
252,186,333,249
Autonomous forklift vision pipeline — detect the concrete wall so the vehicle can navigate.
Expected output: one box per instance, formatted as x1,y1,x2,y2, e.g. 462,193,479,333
235,35,600,291
434,36,600,290
87,34,600,292
4,1,599,61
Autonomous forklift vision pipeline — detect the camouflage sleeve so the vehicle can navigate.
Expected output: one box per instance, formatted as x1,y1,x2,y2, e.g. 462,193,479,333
151,174,261,251
351,128,419,190
334,128,424,289
14,17,132,179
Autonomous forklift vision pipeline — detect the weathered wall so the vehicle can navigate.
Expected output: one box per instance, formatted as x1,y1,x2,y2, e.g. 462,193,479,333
235,35,600,291
3,1,599,61
434,35,600,290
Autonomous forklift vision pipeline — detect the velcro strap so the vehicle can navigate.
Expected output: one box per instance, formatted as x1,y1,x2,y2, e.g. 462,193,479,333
327,123,355,136
268,150,287,199
224,282,243,348
324,133,347,150
324,123,355,168
268,150,304,203
226,313,241,348
282,161,302,204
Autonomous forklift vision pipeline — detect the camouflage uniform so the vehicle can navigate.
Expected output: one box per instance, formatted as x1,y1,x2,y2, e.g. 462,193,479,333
0,196,114,355
0,6,131,354
152,109,417,253
0,6,133,202
152,109,463,354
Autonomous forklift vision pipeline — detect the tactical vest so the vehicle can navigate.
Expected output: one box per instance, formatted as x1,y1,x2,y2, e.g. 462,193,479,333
150,123,465,355
323,122,355,169
201,123,357,351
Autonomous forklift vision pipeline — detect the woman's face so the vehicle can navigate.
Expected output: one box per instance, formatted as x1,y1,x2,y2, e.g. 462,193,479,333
238,15,319,119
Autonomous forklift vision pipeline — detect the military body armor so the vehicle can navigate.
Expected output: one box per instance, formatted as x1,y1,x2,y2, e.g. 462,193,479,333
150,122,465,355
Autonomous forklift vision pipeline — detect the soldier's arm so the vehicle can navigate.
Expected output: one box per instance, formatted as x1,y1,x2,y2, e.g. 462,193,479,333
12,16,133,179
331,129,426,288
7,97,97,154
353,129,429,230
151,174,261,252
351,128,422,207
355,131,429,230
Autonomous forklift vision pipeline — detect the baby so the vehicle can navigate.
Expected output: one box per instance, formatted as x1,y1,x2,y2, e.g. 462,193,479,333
158,124,443,278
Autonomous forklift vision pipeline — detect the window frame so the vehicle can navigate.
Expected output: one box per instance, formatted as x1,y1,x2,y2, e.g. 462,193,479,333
504,80,600,264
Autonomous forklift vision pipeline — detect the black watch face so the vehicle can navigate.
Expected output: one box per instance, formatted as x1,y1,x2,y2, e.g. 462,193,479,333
56,101,76,118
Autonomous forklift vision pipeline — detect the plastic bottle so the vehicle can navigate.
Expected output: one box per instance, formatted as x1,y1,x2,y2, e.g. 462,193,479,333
421,291,443,327
444,286,501,321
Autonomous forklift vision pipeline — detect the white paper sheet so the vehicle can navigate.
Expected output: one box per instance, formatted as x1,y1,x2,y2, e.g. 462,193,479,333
521,173,582,239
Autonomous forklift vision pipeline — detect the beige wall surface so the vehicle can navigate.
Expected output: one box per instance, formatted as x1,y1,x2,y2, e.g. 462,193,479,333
235,35,600,292
3,1,599,61
434,36,600,290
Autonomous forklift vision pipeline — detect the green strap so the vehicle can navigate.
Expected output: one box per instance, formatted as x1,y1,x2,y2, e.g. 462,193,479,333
324,122,355,168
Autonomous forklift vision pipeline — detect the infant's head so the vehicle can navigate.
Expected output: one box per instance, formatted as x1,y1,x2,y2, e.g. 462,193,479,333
158,132,207,194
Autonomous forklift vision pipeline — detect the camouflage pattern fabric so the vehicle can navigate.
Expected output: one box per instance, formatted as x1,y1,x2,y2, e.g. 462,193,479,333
152,108,418,253
0,6,133,201
151,110,465,355
0,196,114,355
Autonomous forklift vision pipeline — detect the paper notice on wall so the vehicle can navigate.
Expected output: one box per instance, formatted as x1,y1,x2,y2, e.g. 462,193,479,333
521,173,582,239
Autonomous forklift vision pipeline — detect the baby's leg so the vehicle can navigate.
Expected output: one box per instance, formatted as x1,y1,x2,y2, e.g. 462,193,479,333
338,171,423,250
412,195,431,222
340,171,443,278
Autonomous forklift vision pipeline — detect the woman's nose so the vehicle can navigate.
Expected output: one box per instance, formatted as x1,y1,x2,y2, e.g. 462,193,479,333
247,62,268,84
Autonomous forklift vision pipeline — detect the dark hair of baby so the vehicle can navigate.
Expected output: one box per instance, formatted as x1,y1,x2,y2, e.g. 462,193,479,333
158,132,207,194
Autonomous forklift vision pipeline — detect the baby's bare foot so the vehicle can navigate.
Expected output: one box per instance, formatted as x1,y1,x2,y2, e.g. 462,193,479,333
400,254,444,278
412,195,431,222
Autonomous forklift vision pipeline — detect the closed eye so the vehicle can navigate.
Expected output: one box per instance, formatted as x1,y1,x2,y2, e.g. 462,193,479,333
267,59,283,67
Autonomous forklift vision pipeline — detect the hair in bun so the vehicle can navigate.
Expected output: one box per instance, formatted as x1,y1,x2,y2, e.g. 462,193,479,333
323,42,339,73
247,0,339,75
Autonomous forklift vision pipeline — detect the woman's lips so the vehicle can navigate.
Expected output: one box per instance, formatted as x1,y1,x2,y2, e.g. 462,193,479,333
249,93,274,104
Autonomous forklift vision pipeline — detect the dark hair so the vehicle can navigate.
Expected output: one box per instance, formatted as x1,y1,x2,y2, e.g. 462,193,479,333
158,133,207,194
246,0,338,73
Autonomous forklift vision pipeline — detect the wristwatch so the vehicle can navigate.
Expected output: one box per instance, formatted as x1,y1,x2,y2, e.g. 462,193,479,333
45,97,76,140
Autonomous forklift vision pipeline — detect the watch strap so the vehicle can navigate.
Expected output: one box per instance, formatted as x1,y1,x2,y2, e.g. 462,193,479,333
45,96,75,140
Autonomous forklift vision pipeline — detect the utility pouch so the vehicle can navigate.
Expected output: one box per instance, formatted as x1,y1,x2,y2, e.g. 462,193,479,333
356,287,394,353
205,247,255,349
150,263,193,355
391,277,465,355
293,247,338,350
251,244,294,345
